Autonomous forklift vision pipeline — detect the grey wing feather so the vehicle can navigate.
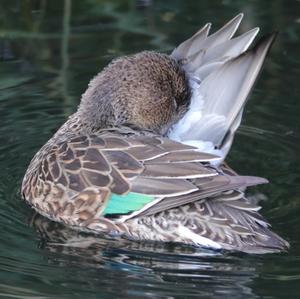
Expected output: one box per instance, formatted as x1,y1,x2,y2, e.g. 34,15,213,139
133,174,268,218
171,23,211,60
200,34,276,139
189,27,259,77
171,13,243,60
169,15,276,160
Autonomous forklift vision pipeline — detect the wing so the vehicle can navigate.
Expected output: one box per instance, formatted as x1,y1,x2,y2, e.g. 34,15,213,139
23,129,267,228
169,13,275,163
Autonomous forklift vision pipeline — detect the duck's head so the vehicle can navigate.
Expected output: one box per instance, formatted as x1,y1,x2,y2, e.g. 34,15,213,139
78,51,191,135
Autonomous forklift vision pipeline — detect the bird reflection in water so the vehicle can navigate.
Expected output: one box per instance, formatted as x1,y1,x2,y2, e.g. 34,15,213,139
29,212,260,299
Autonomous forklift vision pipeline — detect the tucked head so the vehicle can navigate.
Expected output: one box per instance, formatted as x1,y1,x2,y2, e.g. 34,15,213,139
78,51,191,135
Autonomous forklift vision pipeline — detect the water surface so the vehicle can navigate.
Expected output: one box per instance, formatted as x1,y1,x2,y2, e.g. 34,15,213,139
0,1,299,298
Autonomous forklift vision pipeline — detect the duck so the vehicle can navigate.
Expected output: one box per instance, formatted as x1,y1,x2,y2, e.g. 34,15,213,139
22,13,289,254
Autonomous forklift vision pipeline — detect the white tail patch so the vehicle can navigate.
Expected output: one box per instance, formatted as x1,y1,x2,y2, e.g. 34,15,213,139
178,225,222,250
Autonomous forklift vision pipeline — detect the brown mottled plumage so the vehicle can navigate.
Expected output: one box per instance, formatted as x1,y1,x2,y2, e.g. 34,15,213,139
22,14,289,253
78,52,190,135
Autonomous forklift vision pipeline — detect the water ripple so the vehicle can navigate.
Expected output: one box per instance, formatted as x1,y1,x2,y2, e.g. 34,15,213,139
0,1,299,298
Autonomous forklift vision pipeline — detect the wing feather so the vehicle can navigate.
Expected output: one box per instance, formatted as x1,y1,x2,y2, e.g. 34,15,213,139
169,14,275,165
133,173,267,218
171,13,243,60
24,130,267,223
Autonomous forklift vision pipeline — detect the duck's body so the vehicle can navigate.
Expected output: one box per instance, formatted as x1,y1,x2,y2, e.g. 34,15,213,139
22,14,289,253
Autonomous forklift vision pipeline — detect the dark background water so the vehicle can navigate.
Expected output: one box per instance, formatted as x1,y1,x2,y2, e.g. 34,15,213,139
0,0,299,298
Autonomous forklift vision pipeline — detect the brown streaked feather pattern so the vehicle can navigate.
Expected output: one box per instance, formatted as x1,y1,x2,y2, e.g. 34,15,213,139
126,190,289,254
22,125,288,253
22,128,262,221
22,129,223,225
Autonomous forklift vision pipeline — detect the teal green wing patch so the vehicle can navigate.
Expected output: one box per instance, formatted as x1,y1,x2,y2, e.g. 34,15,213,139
103,192,155,215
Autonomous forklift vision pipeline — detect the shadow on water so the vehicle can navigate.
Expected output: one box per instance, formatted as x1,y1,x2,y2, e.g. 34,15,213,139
0,0,300,298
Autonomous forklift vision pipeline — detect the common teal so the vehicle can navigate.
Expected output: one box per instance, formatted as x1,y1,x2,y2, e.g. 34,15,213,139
22,14,289,253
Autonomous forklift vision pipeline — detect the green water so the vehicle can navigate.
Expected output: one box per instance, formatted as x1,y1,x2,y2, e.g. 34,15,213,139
0,1,299,298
